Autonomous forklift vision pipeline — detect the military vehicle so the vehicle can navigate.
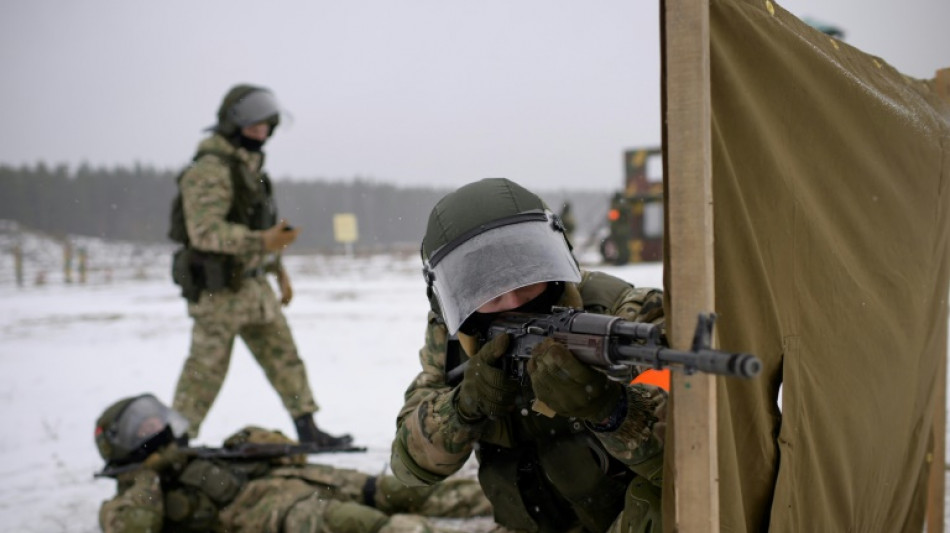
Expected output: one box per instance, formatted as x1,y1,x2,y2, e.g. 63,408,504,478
599,146,664,265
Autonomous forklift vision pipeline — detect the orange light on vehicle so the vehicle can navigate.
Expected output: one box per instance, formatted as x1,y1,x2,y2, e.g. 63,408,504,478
607,209,620,221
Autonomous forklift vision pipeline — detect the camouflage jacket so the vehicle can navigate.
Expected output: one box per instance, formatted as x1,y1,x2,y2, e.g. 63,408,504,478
180,133,277,272
180,134,285,316
390,270,668,490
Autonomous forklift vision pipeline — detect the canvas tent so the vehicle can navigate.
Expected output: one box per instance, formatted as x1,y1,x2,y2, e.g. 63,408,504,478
661,0,950,531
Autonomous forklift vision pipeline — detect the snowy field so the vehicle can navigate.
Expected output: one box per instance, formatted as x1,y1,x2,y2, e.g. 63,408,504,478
0,234,945,531
0,236,664,532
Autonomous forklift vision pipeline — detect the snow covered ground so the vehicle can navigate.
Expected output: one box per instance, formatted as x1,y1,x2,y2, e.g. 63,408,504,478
0,233,945,531
0,236,664,532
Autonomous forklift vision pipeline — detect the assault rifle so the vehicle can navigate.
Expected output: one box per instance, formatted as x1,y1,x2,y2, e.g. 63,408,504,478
448,307,761,383
95,441,367,479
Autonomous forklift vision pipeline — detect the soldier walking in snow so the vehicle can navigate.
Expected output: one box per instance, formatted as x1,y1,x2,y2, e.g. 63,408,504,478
168,84,350,447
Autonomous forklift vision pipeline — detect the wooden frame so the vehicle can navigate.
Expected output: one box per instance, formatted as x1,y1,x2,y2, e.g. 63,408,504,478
661,0,719,530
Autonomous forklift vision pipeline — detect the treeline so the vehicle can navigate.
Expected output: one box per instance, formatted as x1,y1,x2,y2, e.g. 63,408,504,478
0,162,610,251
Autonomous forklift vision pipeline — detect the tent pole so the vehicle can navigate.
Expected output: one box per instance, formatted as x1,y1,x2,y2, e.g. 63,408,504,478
661,0,719,530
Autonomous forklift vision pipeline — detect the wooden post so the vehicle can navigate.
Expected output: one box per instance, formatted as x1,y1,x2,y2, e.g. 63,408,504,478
78,247,88,284
662,0,719,530
63,240,73,284
13,243,24,287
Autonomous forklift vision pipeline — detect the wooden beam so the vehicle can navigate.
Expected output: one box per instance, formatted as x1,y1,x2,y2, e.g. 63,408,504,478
662,0,719,531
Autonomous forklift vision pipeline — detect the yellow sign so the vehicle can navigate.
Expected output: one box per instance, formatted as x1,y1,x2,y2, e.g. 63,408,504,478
333,213,359,243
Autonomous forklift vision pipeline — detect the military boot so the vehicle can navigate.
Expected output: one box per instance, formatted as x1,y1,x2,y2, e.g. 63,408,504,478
293,414,354,449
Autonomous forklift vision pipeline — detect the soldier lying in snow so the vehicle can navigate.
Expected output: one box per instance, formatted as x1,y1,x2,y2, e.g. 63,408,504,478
94,393,491,532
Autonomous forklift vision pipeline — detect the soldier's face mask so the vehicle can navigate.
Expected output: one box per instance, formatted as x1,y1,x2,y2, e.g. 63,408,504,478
228,90,281,128
423,210,580,335
108,394,189,461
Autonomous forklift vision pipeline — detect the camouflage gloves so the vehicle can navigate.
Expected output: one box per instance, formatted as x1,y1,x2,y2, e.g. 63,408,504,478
527,338,623,423
454,335,625,426
456,334,518,422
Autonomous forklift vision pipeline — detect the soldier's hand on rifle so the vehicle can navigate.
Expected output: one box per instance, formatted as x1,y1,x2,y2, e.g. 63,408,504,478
261,219,298,252
142,442,189,473
456,333,519,422
527,338,622,423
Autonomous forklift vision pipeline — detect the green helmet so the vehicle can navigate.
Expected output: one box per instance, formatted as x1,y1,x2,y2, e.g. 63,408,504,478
214,84,281,137
94,394,189,464
421,178,580,334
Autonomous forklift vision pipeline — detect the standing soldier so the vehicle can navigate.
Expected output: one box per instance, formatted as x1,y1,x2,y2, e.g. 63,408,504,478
390,178,667,532
168,84,350,448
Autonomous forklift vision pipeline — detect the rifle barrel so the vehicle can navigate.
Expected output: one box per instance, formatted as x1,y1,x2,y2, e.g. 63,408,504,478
614,345,762,378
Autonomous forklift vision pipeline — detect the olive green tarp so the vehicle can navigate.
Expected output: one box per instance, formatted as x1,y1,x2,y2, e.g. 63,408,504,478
668,0,950,530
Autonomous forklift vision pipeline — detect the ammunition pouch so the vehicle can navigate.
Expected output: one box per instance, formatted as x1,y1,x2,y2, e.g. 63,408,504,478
165,487,219,531
172,248,200,303
171,248,243,303
179,459,246,506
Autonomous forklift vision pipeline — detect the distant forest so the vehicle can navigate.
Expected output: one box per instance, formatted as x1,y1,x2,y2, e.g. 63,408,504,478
0,162,612,252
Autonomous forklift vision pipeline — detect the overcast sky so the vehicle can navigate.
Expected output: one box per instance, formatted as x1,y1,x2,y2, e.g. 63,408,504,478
1,1,947,192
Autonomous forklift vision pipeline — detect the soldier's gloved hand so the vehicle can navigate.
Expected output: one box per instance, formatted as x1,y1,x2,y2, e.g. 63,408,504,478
261,219,298,252
527,337,622,423
456,334,518,422
142,442,189,473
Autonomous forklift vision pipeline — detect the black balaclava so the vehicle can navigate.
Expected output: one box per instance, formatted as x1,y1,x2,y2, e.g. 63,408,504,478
458,281,566,338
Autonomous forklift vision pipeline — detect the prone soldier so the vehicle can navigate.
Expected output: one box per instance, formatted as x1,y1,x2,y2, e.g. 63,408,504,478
95,393,492,532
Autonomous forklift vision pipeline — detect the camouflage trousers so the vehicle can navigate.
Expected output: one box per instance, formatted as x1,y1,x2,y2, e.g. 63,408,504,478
222,466,492,533
173,277,318,436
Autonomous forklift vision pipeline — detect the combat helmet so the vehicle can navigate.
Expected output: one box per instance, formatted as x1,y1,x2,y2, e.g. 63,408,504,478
214,84,281,137
94,393,189,464
421,177,580,334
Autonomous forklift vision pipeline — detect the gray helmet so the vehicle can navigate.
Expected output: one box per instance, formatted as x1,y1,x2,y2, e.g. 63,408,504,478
214,84,281,136
421,178,580,334
94,394,189,463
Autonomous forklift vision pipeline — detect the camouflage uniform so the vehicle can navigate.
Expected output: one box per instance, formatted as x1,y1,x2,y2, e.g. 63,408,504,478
99,427,492,533
172,132,317,436
391,271,667,533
